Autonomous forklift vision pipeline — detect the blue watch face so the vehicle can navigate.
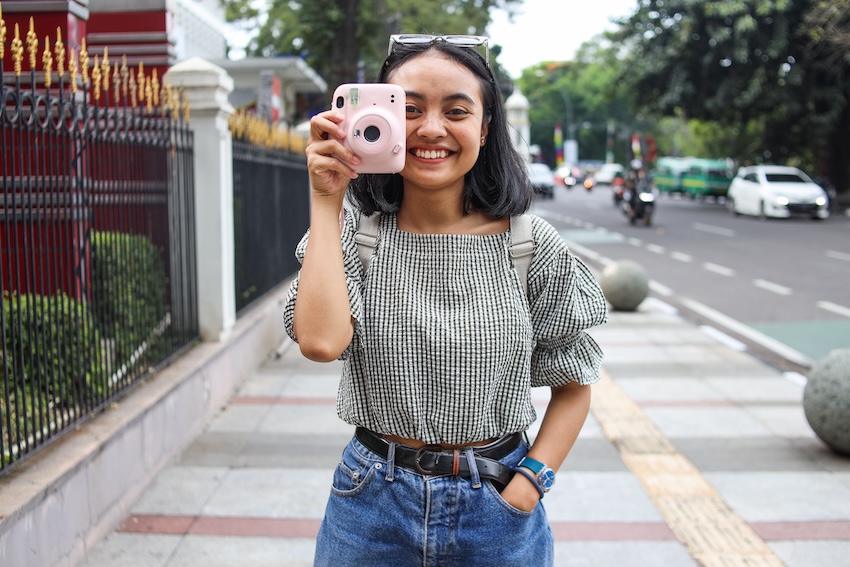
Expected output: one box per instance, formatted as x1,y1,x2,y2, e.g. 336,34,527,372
539,468,556,491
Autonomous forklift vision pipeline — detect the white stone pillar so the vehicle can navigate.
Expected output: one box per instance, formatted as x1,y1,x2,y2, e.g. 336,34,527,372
165,57,236,341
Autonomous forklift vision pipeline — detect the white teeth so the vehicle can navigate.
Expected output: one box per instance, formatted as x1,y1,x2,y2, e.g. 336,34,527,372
414,149,448,159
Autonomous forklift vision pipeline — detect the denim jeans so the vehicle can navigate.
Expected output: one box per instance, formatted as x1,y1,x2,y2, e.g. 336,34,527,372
313,434,554,567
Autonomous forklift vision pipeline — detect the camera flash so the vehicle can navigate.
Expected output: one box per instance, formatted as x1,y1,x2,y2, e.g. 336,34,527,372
349,87,360,106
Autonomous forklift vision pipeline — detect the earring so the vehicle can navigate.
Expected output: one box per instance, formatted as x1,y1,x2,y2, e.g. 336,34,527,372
480,137,486,146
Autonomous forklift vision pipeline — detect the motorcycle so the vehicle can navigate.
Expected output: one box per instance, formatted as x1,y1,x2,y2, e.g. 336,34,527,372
622,185,655,226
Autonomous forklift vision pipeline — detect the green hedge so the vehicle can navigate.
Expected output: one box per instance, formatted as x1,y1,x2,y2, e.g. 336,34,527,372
2,294,104,411
91,231,167,366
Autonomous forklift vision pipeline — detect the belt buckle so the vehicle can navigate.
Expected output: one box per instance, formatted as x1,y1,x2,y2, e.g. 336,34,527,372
414,444,447,475
414,445,464,476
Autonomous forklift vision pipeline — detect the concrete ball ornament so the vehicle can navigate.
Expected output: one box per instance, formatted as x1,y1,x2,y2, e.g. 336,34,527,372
598,260,649,311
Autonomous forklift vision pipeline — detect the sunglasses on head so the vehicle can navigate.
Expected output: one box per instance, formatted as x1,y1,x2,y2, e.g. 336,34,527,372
387,34,490,67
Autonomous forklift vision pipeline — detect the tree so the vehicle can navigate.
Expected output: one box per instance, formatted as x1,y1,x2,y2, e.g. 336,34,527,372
221,0,522,100
612,0,850,192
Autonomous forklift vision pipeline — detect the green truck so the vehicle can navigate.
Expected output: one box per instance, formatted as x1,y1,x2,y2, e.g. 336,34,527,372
653,157,735,200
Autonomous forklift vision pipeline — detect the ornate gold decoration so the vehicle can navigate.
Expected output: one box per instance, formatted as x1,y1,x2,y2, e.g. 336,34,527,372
137,62,145,103
11,23,23,77
92,54,101,100
100,46,109,93
151,69,160,107
55,27,65,77
68,48,77,93
120,55,129,100
26,17,37,70
0,4,7,60
79,38,89,86
129,74,137,108
183,92,190,124
145,75,153,112
113,62,120,101
43,35,53,87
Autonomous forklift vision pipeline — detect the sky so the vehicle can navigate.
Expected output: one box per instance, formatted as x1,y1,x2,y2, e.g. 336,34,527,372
488,0,639,78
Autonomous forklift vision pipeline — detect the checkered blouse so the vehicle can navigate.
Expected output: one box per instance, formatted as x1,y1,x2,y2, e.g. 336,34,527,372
283,209,608,445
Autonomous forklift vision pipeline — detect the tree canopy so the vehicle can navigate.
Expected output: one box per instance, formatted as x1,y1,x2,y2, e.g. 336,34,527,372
221,0,521,94
612,0,850,189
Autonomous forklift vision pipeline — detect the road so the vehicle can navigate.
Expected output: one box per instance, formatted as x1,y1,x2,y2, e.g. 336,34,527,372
531,183,850,373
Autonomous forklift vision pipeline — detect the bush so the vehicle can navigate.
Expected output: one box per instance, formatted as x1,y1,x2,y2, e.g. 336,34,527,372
2,293,104,410
90,231,167,367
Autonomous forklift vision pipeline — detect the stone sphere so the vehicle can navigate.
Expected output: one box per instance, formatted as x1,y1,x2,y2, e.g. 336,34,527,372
804,348,850,455
598,260,649,311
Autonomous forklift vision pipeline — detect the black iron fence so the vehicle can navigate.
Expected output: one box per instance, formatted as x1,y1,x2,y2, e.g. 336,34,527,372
230,112,310,313
1,25,198,474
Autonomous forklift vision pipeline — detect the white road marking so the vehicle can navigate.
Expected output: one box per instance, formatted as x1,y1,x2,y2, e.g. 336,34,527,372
783,372,807,386
817,301,850,318
649,281,673,296
753,279,792,296
692,223,736,237
826,250,850,262
703,262,735,277
680,299,814,368
627,238,643,247
671,252,693,263
699,325,748,351
647,244,666,254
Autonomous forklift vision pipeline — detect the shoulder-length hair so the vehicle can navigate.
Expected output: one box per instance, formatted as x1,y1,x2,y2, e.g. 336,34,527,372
346,40,533,217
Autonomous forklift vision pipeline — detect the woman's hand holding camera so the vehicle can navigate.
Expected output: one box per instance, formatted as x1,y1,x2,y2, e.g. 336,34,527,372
306,110,362,204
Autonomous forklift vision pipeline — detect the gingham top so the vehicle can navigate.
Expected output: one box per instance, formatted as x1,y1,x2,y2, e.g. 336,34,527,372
283,209,607,445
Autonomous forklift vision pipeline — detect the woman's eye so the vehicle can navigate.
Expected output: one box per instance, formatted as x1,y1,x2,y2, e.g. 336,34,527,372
405,105,420,114
447,108,469,116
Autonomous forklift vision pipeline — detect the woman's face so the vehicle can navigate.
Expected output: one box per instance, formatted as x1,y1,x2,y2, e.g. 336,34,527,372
387,50,489,194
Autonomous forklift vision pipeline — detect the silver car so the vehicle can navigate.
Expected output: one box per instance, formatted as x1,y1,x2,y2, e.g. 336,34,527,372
727,165,829,220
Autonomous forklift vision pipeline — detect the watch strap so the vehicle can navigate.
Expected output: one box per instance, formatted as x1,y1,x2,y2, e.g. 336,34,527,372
517,456,545,475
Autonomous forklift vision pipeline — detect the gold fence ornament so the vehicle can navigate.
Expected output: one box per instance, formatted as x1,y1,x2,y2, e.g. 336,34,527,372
129,74,137,107
152,68,160,106
113,63,120,101
183,93,190,124
101,46,109,93
79,38,88,86
26,16,37,70
11,23,22,76
43,35,53,87
0,3,6,60
92,54,101,100
68,48,77,93
120,56,129,100
145,75,153,112
137,62,145,103
55,27,65,77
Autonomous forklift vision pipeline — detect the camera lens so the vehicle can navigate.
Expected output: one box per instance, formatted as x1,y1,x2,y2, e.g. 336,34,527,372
364,125,381,143
335,96,344,109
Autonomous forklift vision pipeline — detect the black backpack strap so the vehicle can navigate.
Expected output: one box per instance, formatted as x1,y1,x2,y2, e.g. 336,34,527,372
354,212,380,272
509,214,534,297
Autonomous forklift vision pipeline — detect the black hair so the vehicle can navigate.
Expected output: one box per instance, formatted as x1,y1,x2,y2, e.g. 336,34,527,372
346,40,533,217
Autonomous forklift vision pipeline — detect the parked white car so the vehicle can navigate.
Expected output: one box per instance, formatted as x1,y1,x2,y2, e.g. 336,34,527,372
727,165,829,220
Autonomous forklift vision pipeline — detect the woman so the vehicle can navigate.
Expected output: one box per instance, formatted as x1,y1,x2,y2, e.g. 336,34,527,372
284,34,608,566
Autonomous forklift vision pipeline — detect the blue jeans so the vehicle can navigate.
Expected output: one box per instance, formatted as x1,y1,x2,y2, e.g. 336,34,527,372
314,434,554,567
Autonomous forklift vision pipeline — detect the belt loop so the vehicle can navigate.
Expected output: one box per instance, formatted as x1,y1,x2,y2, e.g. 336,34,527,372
464,447,481,489
385,441,396,482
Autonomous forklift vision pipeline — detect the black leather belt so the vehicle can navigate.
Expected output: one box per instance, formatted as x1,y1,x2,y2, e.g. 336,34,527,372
354,427,521,489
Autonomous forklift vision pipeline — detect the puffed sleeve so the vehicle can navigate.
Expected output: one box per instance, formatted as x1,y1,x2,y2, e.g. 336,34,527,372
527,217,608,387
281,207,365,359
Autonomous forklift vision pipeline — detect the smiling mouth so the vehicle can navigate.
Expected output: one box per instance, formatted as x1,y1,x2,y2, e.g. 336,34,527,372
412,148,450,159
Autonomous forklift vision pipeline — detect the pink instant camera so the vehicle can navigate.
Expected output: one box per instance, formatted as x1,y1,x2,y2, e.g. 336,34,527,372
332,83,406,174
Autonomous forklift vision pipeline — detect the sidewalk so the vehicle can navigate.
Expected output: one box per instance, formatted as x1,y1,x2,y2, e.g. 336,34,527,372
80,297,850,567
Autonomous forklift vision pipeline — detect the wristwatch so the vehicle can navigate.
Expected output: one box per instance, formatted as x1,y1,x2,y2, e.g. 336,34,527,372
517,457,556,493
